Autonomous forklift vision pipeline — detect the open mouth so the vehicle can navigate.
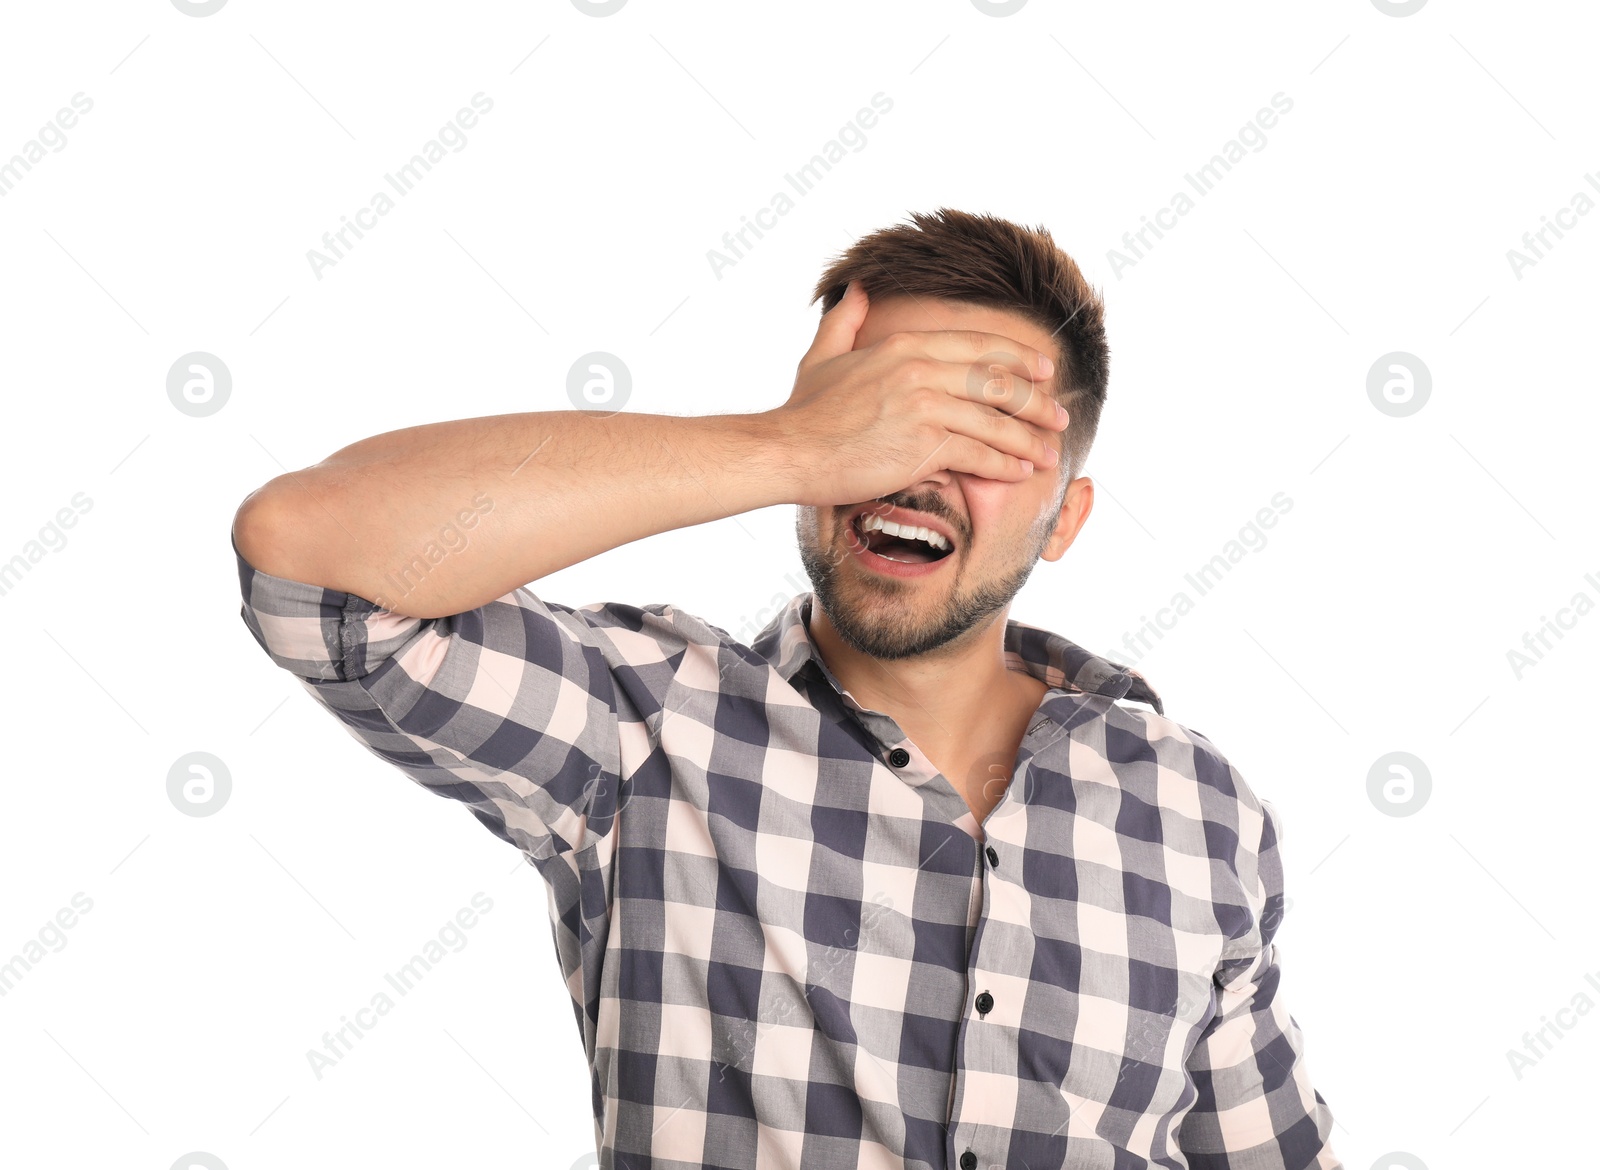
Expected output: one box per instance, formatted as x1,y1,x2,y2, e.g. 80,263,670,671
849,511,956,565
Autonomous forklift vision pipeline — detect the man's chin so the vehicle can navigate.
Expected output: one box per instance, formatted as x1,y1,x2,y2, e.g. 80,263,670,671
823,604,937,660
813,571,965,660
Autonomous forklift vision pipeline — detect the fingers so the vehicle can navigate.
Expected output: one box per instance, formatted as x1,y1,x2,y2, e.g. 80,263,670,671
933,393,1062,474
896,328,1057,399
967,359,1068,437
940,432,1037,483
880,328,1066,436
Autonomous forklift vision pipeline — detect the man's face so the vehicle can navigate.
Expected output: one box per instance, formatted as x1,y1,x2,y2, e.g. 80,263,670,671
795,295,1094,661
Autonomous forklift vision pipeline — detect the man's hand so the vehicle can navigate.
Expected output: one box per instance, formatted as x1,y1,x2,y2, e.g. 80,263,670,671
763,280,1070,508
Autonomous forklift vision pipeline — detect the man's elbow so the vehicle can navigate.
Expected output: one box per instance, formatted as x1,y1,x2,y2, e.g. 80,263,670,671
232,479,319,584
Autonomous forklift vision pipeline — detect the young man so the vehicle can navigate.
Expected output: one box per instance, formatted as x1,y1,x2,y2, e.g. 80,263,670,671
233,208,1341,1169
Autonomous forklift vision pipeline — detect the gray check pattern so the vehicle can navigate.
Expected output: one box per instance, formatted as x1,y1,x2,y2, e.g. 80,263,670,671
235,535,1341,1170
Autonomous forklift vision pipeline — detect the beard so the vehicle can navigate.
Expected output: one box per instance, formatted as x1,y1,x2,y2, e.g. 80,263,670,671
795,491,1058,661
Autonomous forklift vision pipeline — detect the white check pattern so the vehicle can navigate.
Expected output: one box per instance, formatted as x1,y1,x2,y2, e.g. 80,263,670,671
235,534,1341,1170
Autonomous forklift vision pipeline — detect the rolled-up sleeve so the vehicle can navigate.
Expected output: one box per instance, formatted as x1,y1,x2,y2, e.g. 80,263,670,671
1179,796,1343,1170
233,527,665,866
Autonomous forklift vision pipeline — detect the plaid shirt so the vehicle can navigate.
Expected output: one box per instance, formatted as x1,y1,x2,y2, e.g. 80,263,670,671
235,535,1341,1170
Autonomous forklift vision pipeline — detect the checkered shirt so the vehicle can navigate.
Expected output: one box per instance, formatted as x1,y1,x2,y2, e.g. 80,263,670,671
235,536,1341,1170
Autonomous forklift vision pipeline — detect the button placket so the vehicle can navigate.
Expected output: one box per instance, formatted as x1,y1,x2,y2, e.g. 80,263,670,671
955,843,1004,1170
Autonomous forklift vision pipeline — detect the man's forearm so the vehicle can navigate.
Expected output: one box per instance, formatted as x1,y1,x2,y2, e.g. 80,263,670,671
233,410,797,619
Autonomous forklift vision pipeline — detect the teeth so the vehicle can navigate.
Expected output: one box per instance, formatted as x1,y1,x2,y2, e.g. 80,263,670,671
859,514,950,551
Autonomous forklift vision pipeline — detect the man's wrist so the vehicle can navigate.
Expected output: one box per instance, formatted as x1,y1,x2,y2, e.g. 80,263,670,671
711,409,809,510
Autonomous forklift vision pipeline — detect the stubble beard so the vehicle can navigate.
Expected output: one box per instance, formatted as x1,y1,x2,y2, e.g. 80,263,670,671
795,504,1055,661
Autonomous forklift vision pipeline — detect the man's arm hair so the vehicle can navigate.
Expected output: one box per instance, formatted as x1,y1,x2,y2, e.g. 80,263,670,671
233,410,797,619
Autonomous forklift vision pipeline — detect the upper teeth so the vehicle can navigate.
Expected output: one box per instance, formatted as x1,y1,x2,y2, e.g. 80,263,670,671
859,514,950,551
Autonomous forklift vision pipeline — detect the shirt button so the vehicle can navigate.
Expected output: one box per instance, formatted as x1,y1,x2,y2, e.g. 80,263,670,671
984,844,999,869
887,747,910,767
975,990,993,1015
959,1152,978,1170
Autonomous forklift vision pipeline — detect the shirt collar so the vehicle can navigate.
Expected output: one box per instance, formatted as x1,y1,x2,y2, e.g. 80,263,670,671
750,592,1164,719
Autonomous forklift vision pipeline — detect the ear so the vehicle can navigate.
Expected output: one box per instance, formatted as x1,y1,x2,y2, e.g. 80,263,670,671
1040,476,1093,562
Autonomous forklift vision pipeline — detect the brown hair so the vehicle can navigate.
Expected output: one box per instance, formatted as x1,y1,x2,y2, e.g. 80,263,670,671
810,207,1108,483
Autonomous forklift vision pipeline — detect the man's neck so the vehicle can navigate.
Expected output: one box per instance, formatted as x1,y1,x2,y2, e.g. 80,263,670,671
805,601,1049,778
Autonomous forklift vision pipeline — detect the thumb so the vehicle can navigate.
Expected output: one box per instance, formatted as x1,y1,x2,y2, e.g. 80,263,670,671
801,279,868,369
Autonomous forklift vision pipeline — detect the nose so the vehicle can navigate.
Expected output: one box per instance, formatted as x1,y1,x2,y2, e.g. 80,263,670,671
899,465,956,499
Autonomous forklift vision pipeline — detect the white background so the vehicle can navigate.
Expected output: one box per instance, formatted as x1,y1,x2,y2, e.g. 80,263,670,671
1,1,1596,1167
